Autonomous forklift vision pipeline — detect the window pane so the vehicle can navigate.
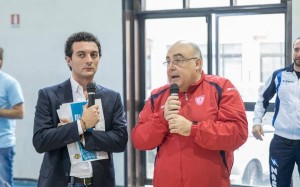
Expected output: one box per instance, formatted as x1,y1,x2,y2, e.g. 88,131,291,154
237,0,281,6
219,14,285,103
223,57,242,81
144,0,182,10
189,0,229,8
146,149,156,178
261,56,283,82
261,43,284,54
260,42,284,82
219,14,285,186
219,43,243,81
232,111,274,186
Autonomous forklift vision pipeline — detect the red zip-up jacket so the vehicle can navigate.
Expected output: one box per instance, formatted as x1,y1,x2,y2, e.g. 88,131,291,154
132,71,248,187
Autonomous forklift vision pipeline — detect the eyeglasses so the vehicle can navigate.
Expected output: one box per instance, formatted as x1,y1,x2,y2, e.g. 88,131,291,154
163,57,198,67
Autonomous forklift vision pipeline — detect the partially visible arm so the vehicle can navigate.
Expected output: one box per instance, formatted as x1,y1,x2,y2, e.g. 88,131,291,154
132,97,169,150
252,124,264,140
84,93,128,153
252,74,276,140
0,102,24,119
33,88,81,153
192,79,248,151
1,78,24,119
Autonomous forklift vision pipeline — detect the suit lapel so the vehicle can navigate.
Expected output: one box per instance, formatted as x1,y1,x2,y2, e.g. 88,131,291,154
57,79,73,105
94,83,103,100
56,80,102,104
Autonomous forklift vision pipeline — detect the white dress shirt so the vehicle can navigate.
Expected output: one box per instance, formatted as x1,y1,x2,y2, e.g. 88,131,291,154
69,76,93,178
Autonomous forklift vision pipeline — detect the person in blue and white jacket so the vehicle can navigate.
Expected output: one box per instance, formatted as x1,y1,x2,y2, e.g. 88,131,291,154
252,37,300,187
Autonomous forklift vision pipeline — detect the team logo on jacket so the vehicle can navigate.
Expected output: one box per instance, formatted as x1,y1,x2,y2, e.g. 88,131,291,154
195,95,205,105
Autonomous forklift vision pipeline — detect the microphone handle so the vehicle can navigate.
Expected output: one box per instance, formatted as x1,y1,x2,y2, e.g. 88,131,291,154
88,93,95,107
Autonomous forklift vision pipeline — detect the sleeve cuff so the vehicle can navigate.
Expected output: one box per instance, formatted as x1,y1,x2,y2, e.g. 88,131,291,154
253,117,262,125
190,124,198,138
77,120,84,135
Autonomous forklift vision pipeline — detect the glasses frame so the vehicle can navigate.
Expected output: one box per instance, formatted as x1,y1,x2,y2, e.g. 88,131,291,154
163,57,198,67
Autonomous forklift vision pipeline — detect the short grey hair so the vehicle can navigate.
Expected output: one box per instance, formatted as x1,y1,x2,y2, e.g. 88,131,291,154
189,42,203,60
174,40,203,60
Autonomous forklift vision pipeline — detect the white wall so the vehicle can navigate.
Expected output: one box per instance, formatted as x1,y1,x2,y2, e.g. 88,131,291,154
0,0,125,185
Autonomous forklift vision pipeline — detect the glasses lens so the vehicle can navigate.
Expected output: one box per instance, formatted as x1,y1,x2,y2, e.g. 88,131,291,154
163,61,169,66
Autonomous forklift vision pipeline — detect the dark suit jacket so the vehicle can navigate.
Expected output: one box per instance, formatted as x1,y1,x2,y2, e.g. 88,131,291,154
32,79,128,187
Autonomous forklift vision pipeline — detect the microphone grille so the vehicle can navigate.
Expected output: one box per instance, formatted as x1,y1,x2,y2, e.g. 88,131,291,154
170,83,179,95
87,82,95,93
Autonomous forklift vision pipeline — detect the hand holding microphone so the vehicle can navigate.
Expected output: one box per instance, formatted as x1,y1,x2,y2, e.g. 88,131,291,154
80,82,100,130
165,84,192,136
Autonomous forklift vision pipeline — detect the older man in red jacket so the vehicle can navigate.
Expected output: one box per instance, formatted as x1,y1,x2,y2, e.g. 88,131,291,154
132,40,248,187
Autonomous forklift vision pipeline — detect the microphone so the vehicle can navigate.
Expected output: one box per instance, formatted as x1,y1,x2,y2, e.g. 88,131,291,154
170,83,179,96
169,83,180,114
87,82,95,107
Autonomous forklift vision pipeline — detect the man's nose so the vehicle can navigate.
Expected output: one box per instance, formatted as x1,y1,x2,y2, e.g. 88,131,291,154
87,54,94,60
168,61,176,69
86,54,94,62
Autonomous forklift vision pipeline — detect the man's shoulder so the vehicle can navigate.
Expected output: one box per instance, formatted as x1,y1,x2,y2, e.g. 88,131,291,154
95,84,120,97
204,74,227,84
150,84,169,96
0,71,21,88
40,80,70,92
96,84,114,92
273,66,290,75
0,71,18,82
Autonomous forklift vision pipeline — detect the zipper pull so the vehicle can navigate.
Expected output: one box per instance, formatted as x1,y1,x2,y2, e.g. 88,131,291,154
185,93,188,100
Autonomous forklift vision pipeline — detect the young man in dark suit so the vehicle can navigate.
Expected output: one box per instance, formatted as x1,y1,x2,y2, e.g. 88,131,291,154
32,32,128,187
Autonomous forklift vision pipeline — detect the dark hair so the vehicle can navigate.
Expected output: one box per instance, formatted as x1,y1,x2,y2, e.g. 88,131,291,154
64,32,102,58
0,47,3,60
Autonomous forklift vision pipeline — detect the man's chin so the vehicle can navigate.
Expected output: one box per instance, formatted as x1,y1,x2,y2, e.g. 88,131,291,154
169,80,180,85
82,73,95,79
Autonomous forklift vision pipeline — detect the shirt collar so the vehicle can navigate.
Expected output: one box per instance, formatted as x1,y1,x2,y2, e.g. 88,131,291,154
70,76,84,95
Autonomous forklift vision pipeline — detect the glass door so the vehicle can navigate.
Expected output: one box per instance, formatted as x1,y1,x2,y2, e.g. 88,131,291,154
217,13,285,186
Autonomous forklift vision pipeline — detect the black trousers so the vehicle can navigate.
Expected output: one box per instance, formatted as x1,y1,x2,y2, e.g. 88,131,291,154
269,134,300,187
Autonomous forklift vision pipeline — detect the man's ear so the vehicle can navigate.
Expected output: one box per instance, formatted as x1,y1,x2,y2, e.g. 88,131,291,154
195,59,202,70
65,56,72,70
66,56,71,65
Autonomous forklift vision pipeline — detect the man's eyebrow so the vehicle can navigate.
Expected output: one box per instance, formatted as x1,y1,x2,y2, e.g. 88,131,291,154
75,50,98,54
173,53,184,58
75,51,85,54
166,53,184,59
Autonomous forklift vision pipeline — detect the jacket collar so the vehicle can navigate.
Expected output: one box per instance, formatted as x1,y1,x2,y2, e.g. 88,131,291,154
56,79,104,105
57,80,73,105
184,71,205,94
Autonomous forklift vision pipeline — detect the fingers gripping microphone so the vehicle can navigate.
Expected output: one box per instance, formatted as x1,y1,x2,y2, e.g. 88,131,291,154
87,82,95,107
170,83,179,96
